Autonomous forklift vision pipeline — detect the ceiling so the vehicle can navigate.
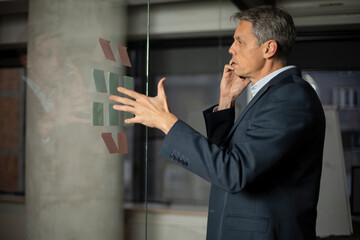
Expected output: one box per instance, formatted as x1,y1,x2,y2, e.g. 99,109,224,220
230,0,275,10
0,0,360,15
0,0,359,34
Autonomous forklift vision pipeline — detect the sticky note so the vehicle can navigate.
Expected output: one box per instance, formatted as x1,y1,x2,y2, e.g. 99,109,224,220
93,69,107,93
101,133,119,154
123,76,134,90
117,132,128,154
109,72,119,95
101,132,128,154
99,38,116,61
109,103,119,126
92,102,104,126
123,76,134,125
117,45,132,67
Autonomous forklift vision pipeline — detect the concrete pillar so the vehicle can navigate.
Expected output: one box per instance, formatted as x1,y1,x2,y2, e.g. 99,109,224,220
25,0,127,239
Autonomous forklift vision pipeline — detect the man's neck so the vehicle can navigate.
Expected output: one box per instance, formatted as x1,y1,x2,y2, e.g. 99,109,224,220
250,59,286,84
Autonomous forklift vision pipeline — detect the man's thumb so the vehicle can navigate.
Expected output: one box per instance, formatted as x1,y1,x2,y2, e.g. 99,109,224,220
157,77,167,97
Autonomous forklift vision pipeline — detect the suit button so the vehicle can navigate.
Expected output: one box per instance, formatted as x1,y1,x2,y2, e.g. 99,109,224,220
171,154,179,162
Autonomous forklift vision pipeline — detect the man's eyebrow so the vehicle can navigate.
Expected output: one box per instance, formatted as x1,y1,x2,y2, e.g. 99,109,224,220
234,35,242,41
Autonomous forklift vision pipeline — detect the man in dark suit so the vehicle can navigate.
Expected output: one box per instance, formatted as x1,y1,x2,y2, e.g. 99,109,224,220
110,5,325,240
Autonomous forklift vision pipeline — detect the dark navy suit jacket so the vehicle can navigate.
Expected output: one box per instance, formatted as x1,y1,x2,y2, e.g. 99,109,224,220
160,67,326,240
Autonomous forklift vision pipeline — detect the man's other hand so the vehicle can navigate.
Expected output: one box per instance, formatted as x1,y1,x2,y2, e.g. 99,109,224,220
219,60,251,110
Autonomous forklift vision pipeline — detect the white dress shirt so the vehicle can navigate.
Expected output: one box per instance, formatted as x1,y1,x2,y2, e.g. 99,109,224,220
250,65,295,98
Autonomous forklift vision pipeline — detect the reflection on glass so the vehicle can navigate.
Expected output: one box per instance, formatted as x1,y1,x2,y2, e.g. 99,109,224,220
302,71,360,194
27,34,91,139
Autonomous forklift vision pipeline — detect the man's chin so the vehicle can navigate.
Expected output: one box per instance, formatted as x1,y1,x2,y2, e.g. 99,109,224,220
234,71,246,79
235,70,248,80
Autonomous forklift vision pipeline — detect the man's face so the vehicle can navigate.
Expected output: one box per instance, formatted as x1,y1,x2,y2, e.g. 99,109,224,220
229,20,266,81
29,34,63,83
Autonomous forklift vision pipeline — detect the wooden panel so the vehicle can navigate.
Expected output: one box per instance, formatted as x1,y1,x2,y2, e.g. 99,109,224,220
0,68,21,91
0,96,20,149
0,155,19,192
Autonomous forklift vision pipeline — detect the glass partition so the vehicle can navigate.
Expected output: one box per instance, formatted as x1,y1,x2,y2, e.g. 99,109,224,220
0,0,239,239
123,2,241,240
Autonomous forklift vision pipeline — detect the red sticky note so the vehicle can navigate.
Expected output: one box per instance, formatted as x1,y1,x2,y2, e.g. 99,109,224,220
99,38,116,62
117,132,128,154
117,45,132,67
101,132,128,154
101,133,119,154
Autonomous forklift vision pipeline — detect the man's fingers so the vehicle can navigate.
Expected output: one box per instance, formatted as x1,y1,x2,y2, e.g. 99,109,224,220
123,114,146,125
124,117,138,125
117,86,142,99
224,64,234,72
112,104,136,114
109,95,136,107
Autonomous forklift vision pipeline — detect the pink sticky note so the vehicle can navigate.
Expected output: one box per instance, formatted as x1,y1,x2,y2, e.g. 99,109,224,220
101,132,128,154
117,132,128,154
101,133,119,154
99,38,116,62
117,45,132,67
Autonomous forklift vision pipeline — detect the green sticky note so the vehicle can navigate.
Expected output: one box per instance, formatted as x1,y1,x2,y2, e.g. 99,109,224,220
93,102,104,126
123,76,134,90
109,72,119,95
109,103,119,126
93,69,107,93
123,76,134,126
124,112,134,126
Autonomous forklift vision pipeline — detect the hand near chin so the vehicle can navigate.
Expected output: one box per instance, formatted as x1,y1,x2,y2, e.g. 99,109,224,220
109,77,178,134
218,61,251,110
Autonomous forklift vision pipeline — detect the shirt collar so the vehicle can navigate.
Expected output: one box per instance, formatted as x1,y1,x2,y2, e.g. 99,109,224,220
250,65,295,98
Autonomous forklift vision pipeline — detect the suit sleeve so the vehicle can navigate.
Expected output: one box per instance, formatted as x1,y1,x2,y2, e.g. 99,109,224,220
160,84,320,193
202,105,235,146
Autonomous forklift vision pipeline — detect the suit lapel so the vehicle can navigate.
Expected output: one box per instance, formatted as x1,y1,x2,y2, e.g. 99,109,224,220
224,67,301,143
224,84,270,142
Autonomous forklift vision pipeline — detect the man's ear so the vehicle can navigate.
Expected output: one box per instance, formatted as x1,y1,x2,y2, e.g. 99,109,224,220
263,40,278,59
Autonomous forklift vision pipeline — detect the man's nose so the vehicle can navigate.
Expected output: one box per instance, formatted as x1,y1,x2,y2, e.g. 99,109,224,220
228,43,235,55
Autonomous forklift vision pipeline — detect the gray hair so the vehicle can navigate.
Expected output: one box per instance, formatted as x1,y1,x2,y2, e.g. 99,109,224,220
233,6,297,60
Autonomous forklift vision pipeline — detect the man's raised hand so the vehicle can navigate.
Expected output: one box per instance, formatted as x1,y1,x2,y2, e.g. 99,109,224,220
109,77,178,134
